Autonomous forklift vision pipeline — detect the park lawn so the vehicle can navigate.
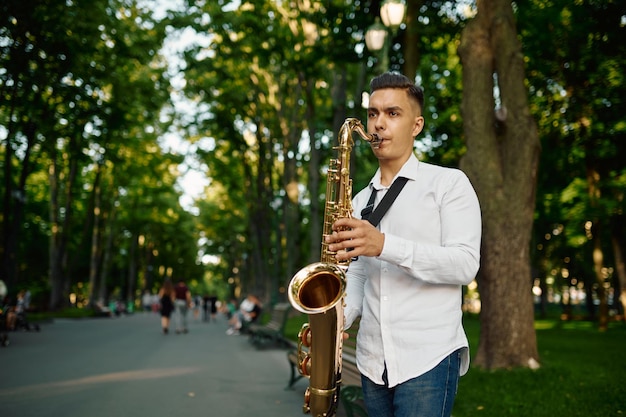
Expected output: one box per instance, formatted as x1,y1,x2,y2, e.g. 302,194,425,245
454,315,625,417
285,313,626,417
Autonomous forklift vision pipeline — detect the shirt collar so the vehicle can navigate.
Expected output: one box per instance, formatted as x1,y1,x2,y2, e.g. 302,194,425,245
369,153,419,191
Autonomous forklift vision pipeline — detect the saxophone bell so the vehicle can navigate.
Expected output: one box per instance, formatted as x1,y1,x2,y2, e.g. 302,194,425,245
288,262,346,417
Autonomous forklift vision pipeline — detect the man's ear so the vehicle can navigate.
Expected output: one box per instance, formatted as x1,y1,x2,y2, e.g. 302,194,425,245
412,116,425,137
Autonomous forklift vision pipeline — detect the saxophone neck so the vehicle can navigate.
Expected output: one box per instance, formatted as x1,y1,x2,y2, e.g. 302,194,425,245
343,118,381,149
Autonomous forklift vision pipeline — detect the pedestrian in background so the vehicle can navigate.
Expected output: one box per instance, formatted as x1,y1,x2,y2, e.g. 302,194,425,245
226,294,261,335
202,294,210,322
209,294,218,322
141,290,152,312
174,279,192,334
193,294,202,320
158,280,175,334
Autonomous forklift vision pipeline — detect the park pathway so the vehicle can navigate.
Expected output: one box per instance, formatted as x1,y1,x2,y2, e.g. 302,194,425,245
0,311,306,417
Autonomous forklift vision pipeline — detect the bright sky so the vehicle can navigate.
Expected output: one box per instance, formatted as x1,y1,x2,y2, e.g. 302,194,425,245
151,0,213,214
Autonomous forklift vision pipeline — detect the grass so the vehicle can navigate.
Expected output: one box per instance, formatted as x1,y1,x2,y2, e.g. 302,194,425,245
455,316,626,417
284,312,626,417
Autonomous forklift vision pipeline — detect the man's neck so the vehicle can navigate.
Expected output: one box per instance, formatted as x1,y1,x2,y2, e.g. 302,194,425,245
379,155,411,186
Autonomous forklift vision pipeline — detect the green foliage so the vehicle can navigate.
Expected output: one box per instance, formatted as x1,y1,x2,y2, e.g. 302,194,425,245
412,2,468,166
520,0,626,304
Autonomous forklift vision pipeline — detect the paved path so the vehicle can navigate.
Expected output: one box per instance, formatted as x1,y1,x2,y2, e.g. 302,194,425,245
0,312,308,417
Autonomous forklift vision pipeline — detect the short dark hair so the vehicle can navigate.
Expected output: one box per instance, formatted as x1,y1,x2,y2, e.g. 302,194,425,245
370,72,424,112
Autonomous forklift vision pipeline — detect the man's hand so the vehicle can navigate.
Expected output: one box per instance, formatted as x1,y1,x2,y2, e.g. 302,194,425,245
325,218,385,262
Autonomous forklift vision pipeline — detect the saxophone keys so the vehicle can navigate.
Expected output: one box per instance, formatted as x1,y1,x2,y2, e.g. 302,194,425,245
303,387,311,413
299,354,312,377
299,324,312,347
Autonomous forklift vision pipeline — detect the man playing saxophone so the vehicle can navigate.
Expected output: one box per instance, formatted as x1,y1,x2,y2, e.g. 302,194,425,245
325,72,482,417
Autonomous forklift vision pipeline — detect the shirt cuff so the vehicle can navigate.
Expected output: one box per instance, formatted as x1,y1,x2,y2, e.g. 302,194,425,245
344,307,360,330
378,233,410,267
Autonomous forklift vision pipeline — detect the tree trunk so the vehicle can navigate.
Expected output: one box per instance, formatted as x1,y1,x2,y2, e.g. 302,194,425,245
88,166,103,307
282,76,305,287
48,152,64,310
2,120,35,294
306,79,321,267
246,126,273,300
458,0,540,370
586,164,609,330
611,227,626,320
401,0,424,80
48,134,80,310
590,230,608,329
126,233,138,304
1,88,19,294
99,208,116,305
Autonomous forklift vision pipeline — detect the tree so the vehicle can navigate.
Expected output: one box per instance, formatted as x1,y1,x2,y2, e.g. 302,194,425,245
1,0,180,309
458,0,541,369
177,0,371,301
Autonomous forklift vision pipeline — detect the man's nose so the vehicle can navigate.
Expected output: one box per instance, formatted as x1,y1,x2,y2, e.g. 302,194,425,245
367,114,384,132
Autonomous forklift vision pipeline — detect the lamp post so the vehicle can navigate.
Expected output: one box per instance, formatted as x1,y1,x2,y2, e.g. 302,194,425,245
365,18,388,71
365,0,407,72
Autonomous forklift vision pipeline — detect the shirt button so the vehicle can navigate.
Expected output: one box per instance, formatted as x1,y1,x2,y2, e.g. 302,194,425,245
382,296,388,301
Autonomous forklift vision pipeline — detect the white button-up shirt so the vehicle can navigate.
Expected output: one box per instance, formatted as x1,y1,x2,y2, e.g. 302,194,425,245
344,153,481,388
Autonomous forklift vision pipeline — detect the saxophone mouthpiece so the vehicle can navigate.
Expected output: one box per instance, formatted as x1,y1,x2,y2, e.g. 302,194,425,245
371,133,382,149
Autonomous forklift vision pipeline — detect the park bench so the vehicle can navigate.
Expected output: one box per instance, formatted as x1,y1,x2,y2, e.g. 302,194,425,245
247,302,292,349
287,318,367,417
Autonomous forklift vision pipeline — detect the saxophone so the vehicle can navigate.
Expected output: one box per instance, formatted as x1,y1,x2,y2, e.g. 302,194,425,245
288,118,380,417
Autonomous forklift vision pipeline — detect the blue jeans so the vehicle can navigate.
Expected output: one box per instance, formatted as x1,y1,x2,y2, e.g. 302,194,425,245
360,349,462,417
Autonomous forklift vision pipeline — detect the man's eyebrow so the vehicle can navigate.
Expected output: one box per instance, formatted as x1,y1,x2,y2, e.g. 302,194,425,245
368,105,403,113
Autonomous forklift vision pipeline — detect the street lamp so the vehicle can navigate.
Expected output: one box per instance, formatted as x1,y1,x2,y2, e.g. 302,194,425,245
380,0,406,32
365,0,407,71
364,18,387,53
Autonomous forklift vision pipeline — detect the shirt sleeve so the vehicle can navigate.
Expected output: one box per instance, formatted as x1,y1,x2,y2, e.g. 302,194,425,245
342,185,375,329
378,170,481,285
344,256,368,329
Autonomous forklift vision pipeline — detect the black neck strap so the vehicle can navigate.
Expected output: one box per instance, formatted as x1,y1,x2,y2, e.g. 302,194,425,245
360,177,408,227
